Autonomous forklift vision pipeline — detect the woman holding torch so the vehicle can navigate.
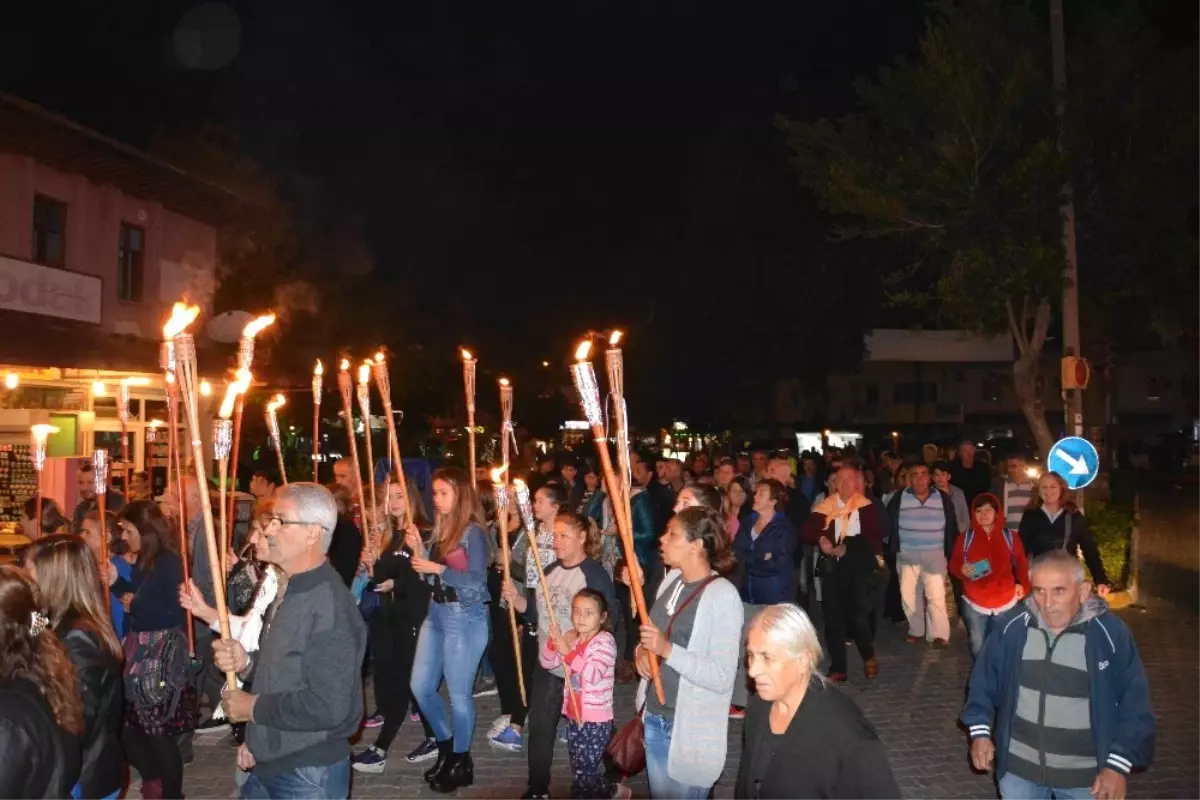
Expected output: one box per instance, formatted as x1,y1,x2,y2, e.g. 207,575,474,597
352,476,437,775
407,467,490,793
502,505,616,800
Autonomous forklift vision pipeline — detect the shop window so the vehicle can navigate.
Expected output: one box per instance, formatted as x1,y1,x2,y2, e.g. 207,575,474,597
33,195,67,266
118,223,144,302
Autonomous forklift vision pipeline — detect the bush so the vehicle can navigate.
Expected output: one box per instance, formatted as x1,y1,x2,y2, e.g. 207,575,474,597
1086,500,1134,589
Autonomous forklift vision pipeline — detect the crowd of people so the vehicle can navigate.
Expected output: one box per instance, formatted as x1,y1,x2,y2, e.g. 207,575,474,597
0,436,1156,800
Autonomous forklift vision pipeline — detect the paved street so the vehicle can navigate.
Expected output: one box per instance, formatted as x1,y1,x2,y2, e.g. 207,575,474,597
180,489,1199,799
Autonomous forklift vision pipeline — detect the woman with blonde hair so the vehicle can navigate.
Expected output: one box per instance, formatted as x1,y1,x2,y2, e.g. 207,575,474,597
26,534,124,799
736,603,899,798
408,466,490,792
0,564,84,797
1018,471,1109,594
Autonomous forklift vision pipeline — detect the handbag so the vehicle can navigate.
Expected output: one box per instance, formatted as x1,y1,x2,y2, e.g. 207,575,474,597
605,574,719,778
225,543,260,616
123,626,192,714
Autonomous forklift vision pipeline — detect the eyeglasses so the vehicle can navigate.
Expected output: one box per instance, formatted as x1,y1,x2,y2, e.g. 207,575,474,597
266,515,330,533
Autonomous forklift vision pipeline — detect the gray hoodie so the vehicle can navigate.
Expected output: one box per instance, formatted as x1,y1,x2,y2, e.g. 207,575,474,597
247,561,367,777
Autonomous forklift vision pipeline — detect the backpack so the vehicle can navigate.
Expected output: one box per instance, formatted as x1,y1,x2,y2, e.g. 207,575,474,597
963,526,1018,578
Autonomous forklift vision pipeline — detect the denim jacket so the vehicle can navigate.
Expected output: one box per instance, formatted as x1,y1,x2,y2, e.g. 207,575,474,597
423,523,489,606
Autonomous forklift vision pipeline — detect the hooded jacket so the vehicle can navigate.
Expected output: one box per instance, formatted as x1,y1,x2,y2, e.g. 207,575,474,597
961,596,1156,783
949,494,1031,612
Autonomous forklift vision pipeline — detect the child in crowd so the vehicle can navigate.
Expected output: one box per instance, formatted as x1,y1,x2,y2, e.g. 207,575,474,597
541,588,629,799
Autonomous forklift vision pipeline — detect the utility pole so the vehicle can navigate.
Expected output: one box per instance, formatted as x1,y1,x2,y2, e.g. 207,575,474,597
1050,0,1086,509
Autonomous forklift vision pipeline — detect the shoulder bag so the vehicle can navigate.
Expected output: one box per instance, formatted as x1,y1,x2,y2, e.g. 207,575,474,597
606,574,719,778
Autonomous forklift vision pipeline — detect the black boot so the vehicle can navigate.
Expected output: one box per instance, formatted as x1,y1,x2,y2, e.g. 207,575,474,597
429,751,474,793
423,739,453,783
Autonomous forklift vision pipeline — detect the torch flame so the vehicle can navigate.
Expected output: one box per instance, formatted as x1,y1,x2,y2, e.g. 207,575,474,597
163,302,200,338
242,313,276,338
339,358,350,371
149,419,164,429
219,383,240,419
499,377,510,387
314,359,324,376
31,424,59,441
609,330,623,346
358,363,371,385
374,351,385,364
575,340,592,361
490,465,508,483
233,369,252,393
267,394,287,414
461,349,473,362
199,380,213,397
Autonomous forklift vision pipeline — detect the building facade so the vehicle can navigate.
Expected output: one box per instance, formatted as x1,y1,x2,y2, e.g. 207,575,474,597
775,329,1196,453
0,94,251,510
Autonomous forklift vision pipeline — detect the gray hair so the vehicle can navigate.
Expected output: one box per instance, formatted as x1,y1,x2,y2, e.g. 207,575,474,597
275,482,337,553
748,603,825,678
1029,548,1086,584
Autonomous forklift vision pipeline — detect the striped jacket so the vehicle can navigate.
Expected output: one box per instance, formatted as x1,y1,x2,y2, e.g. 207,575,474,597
961,596,1156,783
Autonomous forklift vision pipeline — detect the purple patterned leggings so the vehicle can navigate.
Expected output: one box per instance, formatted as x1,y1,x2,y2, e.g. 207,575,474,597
566,720,616,799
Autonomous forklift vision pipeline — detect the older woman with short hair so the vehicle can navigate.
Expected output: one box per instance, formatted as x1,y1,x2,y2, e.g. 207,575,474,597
736,604,900,799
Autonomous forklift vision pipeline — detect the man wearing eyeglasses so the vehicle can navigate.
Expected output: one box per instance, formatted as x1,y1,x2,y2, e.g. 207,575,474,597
214,483,368,799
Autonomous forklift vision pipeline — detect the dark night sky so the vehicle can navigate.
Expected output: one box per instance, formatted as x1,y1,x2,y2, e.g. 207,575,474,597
16,0,1184,428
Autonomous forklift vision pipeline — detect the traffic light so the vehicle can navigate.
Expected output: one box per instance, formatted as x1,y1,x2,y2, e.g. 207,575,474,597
1061,356,1090,390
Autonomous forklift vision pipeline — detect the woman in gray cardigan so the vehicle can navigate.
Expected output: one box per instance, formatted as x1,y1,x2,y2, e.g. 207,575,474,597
636,506,743,799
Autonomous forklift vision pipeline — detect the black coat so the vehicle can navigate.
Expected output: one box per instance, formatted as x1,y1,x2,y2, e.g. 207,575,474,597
58,619,124,799
327,515,362,589
735,680,901,799
1018,506,1109,585
0,677,82,799
372,529,432,627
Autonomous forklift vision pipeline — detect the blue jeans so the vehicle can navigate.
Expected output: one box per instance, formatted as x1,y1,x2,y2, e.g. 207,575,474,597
643,712,712,800
411,600,489,752
238,759,350,799
999,772,1094,799
961,603,998,660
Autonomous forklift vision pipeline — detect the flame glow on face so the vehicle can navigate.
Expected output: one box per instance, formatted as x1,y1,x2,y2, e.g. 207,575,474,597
163,302,200,338
575,340,592,361
242,313,276,338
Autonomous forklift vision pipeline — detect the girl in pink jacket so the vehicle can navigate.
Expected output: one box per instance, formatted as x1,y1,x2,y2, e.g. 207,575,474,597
542,588,628,799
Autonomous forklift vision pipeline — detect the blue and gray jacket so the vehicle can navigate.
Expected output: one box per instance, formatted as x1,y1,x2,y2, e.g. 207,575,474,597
961,596,1156,781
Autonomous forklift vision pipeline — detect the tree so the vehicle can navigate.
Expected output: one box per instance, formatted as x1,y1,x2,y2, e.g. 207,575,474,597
779,0,1196,457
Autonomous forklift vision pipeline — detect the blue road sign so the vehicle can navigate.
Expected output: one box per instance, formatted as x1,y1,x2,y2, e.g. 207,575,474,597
1046,436,1100,490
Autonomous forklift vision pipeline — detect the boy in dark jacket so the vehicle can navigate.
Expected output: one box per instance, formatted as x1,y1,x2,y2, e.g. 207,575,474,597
961,549,1154,800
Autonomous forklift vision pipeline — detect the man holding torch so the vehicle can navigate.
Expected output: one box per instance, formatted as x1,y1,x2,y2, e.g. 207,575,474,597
214,483,367,800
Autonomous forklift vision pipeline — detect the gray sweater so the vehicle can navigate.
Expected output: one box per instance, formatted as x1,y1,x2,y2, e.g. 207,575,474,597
247,562,367,777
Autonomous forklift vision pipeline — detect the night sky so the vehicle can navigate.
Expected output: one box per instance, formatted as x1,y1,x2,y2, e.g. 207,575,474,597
2,0,1190,429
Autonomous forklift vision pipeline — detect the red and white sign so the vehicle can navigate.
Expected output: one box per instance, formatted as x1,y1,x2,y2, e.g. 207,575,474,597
0,256,102,324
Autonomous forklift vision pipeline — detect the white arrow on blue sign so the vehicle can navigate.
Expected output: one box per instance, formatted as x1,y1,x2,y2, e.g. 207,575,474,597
1046,436,1100,490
